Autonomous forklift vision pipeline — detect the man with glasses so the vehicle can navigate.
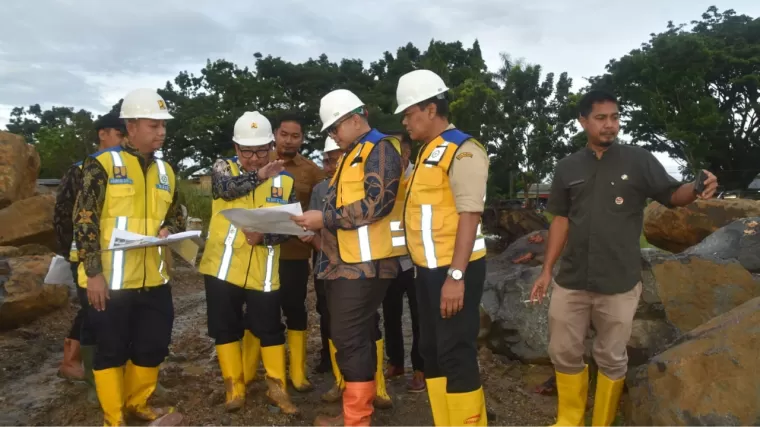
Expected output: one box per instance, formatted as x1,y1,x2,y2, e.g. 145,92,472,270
199,111,301,414
293,89,405,425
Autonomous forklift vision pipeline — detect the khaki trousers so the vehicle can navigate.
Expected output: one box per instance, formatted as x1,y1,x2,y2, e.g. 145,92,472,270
547,281,641,380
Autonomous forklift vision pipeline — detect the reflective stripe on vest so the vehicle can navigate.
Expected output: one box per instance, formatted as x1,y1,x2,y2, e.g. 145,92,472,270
217,223,238,281
109,152,128,290
263,246,275,292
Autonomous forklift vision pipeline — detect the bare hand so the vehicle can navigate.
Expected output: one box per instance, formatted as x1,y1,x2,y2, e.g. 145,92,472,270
291,210,324,232
698,170,719,199
244,231,264,246
440,277,464,318
299,234,315,244
158,228,170,238
258,160,285,180
87,274,109,311
529,271,552,304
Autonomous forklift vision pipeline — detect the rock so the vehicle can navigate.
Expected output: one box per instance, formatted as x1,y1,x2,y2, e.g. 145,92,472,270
0,246,21,258
643,199,760,253
481,206,549,252
16,244,55,257
685,217,760,273
642,251,760,334
490,230,548,268
625,296,760,426
0,193,56,251
0,255,69,330
0,132,41,209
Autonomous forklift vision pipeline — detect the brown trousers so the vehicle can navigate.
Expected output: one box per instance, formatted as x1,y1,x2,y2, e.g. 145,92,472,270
547,281,641,380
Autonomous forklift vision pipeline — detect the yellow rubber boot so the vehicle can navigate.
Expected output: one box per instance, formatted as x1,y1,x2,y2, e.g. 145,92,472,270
261,344,299,415
287,329,313,392
425,377,450,427
93,366,125,426
591,371,625,426
446,387,487,426
321,339,344,403
552,365,589,427
373,339,393,409
216,342,246,412
123,361,176,422
242,330,261,385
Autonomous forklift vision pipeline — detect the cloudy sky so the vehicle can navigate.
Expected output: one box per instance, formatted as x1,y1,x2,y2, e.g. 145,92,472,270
2,0,759,177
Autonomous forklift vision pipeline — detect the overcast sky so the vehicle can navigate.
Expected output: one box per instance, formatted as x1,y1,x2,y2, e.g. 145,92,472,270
2,0,759,177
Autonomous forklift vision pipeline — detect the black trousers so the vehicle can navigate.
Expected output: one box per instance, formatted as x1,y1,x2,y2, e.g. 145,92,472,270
416,258,486,393
89,284,174,370
204,275,285,347
382,267,423,371
326,278,389,382
67,263,95,345
279,259,309,331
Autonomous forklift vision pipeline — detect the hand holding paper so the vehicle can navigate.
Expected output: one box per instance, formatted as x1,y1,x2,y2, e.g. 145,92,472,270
291,210,324,232
219,203,314,236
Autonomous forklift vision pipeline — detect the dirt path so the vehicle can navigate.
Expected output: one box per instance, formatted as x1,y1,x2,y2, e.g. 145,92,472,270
0,266,558,426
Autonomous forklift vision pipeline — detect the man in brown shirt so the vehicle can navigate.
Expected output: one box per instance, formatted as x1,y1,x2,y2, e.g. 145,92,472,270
271,112,325,392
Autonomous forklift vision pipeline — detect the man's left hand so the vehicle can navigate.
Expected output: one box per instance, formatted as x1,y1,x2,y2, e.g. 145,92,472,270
291,210,324,232
440,277,464,319
158,228,170,238
697,170,719,199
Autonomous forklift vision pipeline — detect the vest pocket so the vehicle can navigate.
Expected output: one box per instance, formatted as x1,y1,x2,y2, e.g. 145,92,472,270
406,208,445,232
411,167,444,204
339,170,365,207
152,187,173,216
107,185,136,216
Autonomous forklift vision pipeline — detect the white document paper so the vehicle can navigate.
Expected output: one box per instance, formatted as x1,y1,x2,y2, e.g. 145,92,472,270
44,255,75,285
105,229,203,264
220,203,315,236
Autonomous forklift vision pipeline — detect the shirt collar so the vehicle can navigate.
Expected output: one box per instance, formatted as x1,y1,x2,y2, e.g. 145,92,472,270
584,139,620,158
121,139,154,162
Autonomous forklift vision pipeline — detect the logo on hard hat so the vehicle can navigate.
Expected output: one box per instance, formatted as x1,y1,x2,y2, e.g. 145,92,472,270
157,100,166,110
250,122,258,129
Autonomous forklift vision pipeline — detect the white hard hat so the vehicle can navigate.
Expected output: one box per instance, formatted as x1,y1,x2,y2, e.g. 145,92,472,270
120,88,174,120
323,136,340,153
394,69,449,114
319,89,364,132
232,111,274,147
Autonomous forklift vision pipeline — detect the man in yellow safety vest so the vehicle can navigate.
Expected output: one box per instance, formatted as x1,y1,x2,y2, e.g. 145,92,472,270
395,69,490,426
198,111,301,415
293,89,405,426
74,88,185,426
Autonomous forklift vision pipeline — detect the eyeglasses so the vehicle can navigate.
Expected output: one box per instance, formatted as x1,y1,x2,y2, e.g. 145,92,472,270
238,146,271,159
326,114,355,136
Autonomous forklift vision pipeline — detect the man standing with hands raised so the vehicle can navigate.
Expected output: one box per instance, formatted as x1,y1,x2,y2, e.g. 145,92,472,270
530,90,718,427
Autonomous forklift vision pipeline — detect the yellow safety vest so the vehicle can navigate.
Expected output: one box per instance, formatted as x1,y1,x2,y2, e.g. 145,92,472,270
330,129,408,263
77,147,176,289
69,161,84,263
198,159,294,291
404,129,486,269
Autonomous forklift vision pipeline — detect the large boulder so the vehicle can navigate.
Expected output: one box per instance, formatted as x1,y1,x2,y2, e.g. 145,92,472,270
643,199,760,253
0,254,69,330
625,296,760,426
0,193,56,251
642,250,760,333
481,206,549,252
0,132,41,209
685,217,760,273
482,245,758,364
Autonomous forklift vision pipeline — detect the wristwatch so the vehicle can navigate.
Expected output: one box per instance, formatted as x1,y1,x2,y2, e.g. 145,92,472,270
447,268,464,281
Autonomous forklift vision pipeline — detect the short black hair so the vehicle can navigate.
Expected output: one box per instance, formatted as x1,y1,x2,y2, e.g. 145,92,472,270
578,90,618,118
95,112,125,132
416,94,449,118
274,111,305,132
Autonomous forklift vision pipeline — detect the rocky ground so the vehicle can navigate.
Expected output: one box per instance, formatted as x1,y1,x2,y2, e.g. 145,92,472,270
0,263,559,426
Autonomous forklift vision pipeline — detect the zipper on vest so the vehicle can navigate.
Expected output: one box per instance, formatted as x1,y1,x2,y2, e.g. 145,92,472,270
243,246,254,288
143,161,148,289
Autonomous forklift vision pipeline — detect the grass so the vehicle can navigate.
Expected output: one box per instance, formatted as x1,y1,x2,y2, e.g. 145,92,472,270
178,181,212,236
542,211,654,248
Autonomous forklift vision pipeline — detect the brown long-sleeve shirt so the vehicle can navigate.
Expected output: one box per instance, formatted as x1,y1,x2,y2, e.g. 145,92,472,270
73,141,185,278
315,131,403,281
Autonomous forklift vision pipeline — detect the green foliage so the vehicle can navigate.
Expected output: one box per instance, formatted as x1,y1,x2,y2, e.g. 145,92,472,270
590,6,760,188
178,181,211,236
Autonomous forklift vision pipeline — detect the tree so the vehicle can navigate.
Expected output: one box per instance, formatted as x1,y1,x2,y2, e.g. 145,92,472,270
590,6,760,187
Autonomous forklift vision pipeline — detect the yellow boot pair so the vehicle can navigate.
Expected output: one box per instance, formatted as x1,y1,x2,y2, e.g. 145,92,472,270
261,344,299,414
320,339,393,409
216,342,246,412
242,330,261,385
425,377,487,426
552,365,625,426
93,362,181,427
287,329,313,392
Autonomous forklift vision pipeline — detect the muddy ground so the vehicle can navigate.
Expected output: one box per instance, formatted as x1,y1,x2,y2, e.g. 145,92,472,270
0,264,560,426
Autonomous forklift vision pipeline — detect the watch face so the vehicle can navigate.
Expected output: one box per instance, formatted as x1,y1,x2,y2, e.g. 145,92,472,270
452,269,463,280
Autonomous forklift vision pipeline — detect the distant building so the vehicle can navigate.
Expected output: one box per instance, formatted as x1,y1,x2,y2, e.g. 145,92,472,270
515,183,551,199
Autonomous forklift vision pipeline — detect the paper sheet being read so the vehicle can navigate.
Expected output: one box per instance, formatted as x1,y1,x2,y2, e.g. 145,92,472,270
220,202,314,236
105,230,204,264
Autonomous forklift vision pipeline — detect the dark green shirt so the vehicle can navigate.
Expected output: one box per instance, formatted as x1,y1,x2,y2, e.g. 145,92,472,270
547,142,681,294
